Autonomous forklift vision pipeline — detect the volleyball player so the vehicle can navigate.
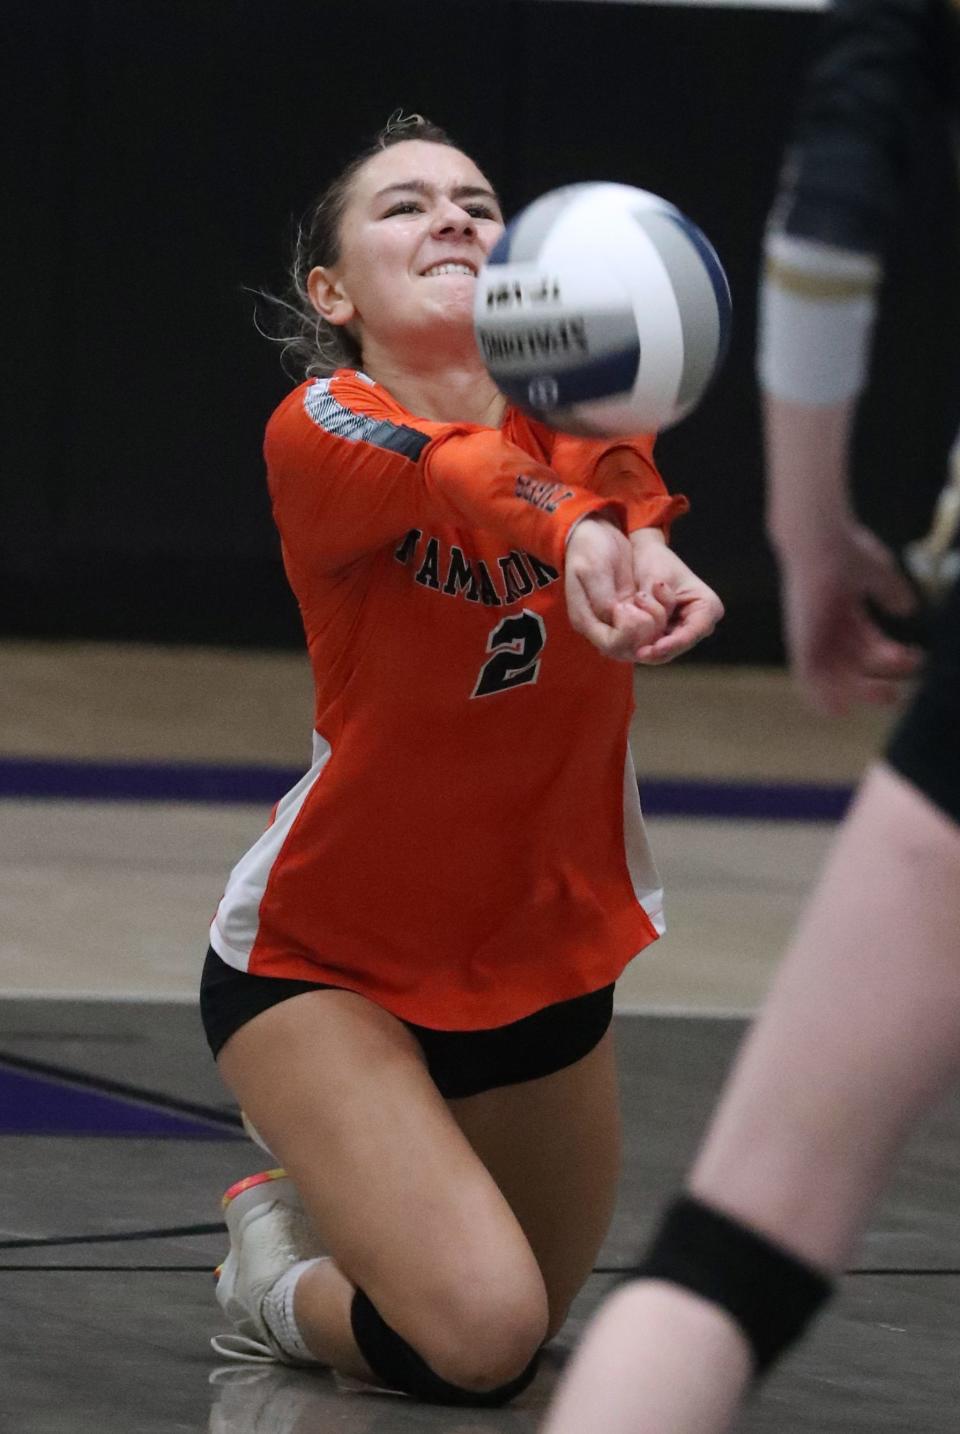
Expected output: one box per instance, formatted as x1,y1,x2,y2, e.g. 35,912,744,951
759,0,954,715
201,113,723,1405
542,2,960,1429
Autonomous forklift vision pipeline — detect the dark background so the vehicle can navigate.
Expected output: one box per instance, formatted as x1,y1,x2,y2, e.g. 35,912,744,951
5,0,960,661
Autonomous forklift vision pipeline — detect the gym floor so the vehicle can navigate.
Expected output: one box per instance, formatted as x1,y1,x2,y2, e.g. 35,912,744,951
4,640,957,1433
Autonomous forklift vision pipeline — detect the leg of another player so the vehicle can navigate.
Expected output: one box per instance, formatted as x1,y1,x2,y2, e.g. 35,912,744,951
217,988,549,1390
690,761,960,1269
542,1277,751,1434
543,762,960,1434
448,1025,622,1340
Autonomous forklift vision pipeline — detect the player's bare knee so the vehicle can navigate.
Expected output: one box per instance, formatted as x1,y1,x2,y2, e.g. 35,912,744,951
420,1279,549,1392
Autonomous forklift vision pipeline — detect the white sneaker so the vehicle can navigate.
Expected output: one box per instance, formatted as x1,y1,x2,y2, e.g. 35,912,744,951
212,1168,326,1364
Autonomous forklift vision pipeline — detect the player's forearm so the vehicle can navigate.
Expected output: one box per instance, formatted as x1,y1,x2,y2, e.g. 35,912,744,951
587,446,690,540
544,433,690,542
763,393,857,559
423,427,626,567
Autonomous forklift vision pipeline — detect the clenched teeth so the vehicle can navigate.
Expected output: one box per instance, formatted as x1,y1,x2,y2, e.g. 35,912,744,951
421,263,476,278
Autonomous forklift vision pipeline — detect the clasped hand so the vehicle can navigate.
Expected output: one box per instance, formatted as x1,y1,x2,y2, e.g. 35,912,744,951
564,517,724,664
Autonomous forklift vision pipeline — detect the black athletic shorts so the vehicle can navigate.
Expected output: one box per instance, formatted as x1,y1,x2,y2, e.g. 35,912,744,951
200,948,615,1100
886,576,960,827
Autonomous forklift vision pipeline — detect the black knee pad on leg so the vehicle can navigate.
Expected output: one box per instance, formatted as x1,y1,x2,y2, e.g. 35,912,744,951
628,1194,834,1376
349,1288,541,1406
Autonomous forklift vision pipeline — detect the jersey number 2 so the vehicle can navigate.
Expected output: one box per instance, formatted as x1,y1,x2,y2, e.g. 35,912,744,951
473,610,546,698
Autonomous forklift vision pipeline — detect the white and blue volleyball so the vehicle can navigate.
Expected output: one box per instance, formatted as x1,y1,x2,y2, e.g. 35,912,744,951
473,183,731,435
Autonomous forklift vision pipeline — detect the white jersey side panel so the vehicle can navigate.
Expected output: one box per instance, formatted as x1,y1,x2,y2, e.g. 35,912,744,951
623,745,666,936
210,732,332,969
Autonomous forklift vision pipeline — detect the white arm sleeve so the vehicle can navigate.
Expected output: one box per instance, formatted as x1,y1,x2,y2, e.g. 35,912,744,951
757,232,882,405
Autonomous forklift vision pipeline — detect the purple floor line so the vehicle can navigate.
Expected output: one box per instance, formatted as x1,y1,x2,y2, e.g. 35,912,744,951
0,756,853,821
0,1066,237,1139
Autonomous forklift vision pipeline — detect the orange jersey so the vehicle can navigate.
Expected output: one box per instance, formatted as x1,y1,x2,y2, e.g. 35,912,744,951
210,369,689,1029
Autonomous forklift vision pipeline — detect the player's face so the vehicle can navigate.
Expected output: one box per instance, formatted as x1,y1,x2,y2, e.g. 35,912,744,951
312,140,504,358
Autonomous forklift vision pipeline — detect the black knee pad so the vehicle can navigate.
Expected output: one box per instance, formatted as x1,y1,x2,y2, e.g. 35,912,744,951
349,1288,541,1406
627,1194,833,1376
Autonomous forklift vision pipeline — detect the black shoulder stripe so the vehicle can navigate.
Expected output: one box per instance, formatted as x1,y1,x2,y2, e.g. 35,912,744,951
304,380,431,462
364,419,431,461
